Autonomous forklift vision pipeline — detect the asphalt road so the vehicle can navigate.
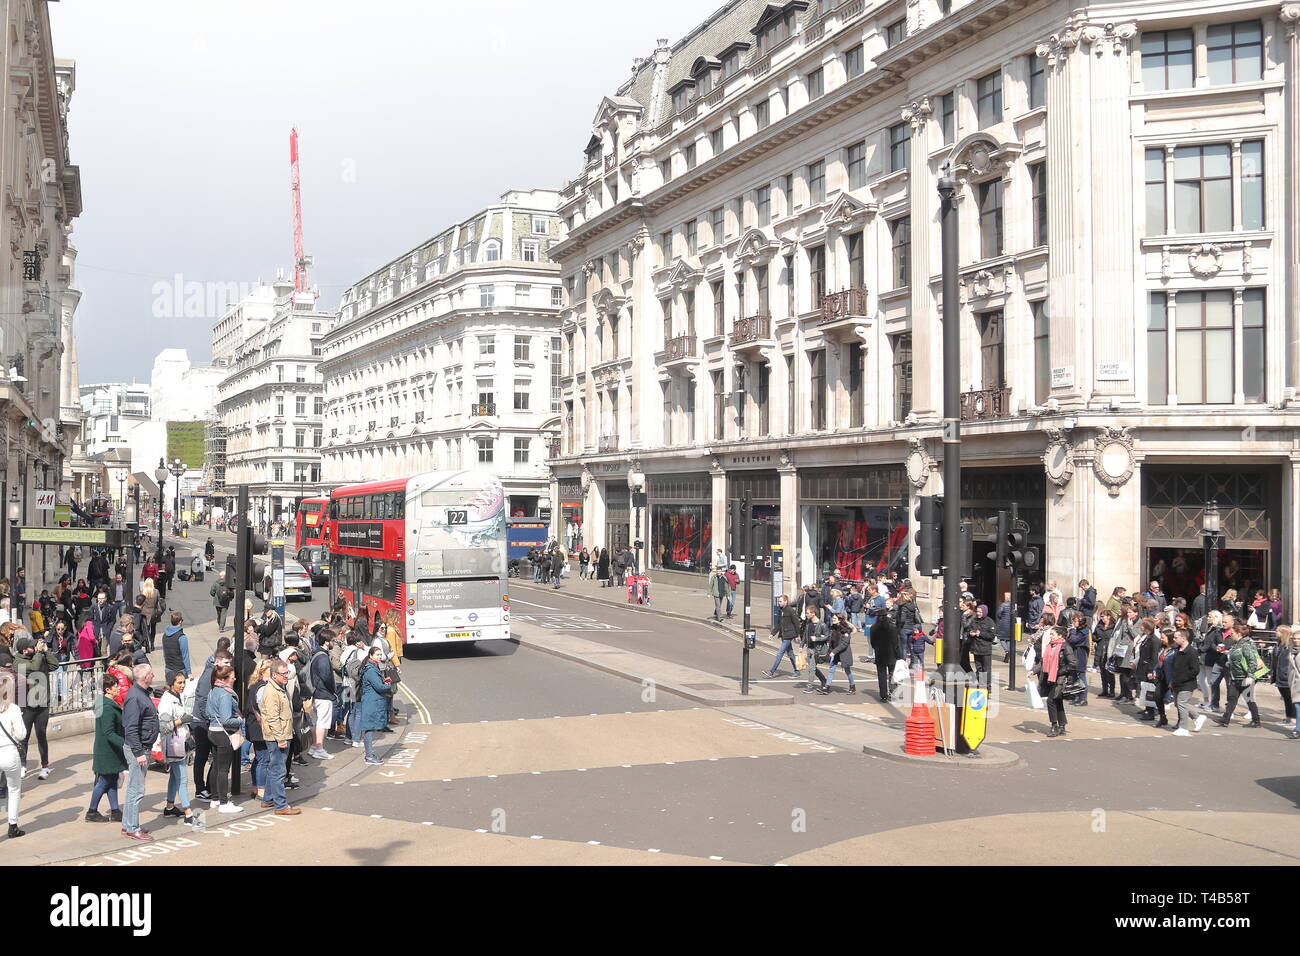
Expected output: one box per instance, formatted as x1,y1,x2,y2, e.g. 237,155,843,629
153,525,1300,866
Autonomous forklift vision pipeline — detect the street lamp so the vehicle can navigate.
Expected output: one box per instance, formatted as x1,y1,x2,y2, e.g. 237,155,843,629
7,487,21,588
1202,500,1222,616
154,459,169,559
117,472,126,514
168,458,186,535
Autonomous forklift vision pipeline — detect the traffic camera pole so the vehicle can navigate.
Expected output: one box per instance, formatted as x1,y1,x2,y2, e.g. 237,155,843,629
938,169,965,747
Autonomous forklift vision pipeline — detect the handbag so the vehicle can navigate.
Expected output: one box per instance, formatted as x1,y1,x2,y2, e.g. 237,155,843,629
795,648,808,671
164,730,187,760
1057,674,1087,698
1138,681,1156,708
225,728,244,750
1026,680,1046,710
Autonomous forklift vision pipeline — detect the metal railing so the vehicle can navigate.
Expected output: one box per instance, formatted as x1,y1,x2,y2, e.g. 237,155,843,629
663,334,698,361
820,288,869,324
730,314,772,346
959,386,1012,421
598,433,619,453
471,403,497,416
49,655,110,715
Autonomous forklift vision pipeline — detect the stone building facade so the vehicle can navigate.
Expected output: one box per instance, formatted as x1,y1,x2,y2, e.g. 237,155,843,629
319,189,564,517
547,0,1300,612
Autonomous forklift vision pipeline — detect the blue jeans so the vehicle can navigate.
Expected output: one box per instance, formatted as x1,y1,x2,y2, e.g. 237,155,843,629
363,730,378,761
726,591,736,615
768,639,798,673
240,738,252,765
250,741,268,790
827,659,854,688
166,760,190,810
121,744,147,834
90,772,120,812
263,743,289,809
532,564,541,582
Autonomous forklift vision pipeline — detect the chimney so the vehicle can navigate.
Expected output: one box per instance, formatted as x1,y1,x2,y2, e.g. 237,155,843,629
647,38,674,128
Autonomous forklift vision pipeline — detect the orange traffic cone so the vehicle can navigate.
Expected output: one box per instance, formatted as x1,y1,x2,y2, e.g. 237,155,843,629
904,665,936,756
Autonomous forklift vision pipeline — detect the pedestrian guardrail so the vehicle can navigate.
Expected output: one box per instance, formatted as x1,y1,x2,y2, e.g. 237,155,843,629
50,655,110,715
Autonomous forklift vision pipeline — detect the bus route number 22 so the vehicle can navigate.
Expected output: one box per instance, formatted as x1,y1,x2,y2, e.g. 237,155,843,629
446,509,468,525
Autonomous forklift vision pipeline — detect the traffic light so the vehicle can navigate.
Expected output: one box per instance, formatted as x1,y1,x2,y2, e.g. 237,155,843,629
1007,525,1029,570
223,553,238,591
912,495,942,576
728,498,747,560
987,510,1009,568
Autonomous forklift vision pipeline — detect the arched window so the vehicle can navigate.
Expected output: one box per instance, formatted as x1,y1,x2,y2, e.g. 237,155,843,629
483,239,501,262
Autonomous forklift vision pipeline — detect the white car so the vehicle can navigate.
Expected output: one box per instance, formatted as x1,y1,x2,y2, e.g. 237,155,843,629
257,558,314,601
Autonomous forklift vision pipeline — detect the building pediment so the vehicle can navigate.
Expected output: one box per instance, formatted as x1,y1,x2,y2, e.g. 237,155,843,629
751,1,808,36
664,257,703,291
690,55,721,77
733,228,779,269
950,134,1023,184
821,192,878,231
592,95,643,127
592,286,631,315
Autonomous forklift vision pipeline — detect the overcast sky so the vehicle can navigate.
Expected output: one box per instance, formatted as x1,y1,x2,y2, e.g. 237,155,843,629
51,0,711,385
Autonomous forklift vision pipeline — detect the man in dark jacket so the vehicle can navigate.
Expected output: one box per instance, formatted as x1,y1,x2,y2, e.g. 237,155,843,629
762,594,803,679
87,551,110,593
121,663,159,841
551,549,564,590
995,593,1014,662
967,605,996,691
1027,586,1044,632
1169,629,1205,735
869,600,901,702
88,591,117,651
1077,580,1097,622
307,634,338,760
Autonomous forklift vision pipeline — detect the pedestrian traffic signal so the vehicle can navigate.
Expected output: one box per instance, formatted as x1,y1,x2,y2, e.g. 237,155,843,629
1006,526,1029,570
250,533,268,556
912,495,942,576
223,553,237,591
987,510,1010,568
958,521,974,579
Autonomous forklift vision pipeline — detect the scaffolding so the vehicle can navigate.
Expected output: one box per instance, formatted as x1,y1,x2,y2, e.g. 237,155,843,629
203,414,227,502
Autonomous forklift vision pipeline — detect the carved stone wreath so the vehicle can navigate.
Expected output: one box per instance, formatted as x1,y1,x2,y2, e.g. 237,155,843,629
1041,426,1074,493
905,438,932,490
1092,426,1135,498
1187,243,1224,278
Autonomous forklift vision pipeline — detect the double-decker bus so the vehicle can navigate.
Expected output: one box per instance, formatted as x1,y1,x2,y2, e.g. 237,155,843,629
294,496,331,550
327,471,509,644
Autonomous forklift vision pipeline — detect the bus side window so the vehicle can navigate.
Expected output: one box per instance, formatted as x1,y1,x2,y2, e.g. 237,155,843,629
392,491,405,516
329,501,338,520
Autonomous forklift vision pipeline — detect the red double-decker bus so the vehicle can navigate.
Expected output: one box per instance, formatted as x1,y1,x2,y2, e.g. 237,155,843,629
295,496,331,550
326,471,508,643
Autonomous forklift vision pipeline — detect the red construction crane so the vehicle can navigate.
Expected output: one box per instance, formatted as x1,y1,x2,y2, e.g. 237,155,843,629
289,127,312,294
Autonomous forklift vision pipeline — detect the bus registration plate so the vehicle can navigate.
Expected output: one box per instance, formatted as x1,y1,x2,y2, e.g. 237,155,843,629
447,630,480,640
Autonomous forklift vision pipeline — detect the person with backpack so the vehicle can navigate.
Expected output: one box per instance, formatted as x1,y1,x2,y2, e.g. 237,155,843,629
209,579,233,632
305,633,338,761
799,604,830,695
340,633,368,749
1217,625,1263,728
161,611,193,686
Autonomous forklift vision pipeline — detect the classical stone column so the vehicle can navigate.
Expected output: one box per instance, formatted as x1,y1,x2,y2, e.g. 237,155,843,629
1285,455,1300,614
1036,16,1088,406
778,453,798,597
710,458,727,557
903,97,936,419
1283,5,1300,390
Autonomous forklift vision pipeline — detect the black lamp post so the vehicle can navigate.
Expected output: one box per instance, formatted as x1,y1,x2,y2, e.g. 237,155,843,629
1202,500,1222,615
168,458,186,535
154,459,169,559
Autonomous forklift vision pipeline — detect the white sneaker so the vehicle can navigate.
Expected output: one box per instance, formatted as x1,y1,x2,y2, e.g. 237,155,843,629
218,802,241,814
1172,728,1191,737
210,800,220,810
315,749,335,760
37,767,49,780
20,767,28,778
1193,715,1207,733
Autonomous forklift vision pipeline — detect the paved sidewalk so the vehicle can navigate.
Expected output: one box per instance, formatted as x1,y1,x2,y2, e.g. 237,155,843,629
516,573,753,638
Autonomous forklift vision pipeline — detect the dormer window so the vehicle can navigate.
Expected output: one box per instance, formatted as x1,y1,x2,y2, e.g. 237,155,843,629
719,41,751,77
669,78,697,113
584,134,602,166
690,55,721,96
751,2,808,54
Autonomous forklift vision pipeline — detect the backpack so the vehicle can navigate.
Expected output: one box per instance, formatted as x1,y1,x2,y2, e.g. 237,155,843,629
300,650,324,697
344,648,365,685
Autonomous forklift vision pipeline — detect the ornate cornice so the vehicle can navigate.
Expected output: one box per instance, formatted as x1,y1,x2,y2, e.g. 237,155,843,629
1080,21,1137,55
1282,4,1300,37
900,97,932,131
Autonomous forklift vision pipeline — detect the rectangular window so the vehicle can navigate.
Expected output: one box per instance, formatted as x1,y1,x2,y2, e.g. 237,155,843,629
515,284,531,306
551,286,563,307
888,122,910,172
979,179,1004,259
807,68,824,100
809,350,826,430
736,278,746,320
685,218,698,255
476,437,494,464
735,365,746,435
848,232,865,290
712,370,725,440
889,217,910,288
663,298,673,345
783,253,796,317
756,186,771,226
1175,290,1233,404
521,241,539,262
786,354,797,434
478,380,494,406
844,45,864,79
754,99,770,130
684,143,697,170
684,289,696,336
275,395,284,416
661,230,673,264
295,365,306,383
978,311,1005,388
892,333,913,420
781,173,794,214
1033,300,1050,404
660,158,671,183
755,265,769,317
808,245,826,310
710,206,725,244
514,437,530,464
686,379,696,441
1145,148,1167,234
1242,140,1264,230
478,334,495,355
885,19,905,47
295,395,306,415
313,397,323,415
755,362,771,435
940,91,955,145
1030,162,1048,247
273,462,283,482
1147,293,1168,404
712,281,725,335
514,335,530,362
662,382,674,445
1027,51,1045,109
846,141,866,189
710,128,724,156
532,215,548,234
1141,29,1194,91
976,70,1003,127
1242,288,1265,403
1174,143,1232,233
848,342,864,427
480,284,495,307
295,428,305,449
1208,20,1262,85
808,160,825,204
313,428,322,448
550,337,562,412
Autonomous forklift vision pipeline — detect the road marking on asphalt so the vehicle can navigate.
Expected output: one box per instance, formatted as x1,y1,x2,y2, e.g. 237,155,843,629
709,855,724,861
648,848,661,853
511,598,560,609
587,841,601,845
530,834,544,840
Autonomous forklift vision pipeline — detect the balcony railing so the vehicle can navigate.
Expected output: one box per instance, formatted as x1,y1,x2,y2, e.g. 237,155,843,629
704,87,724,109
663,334,698,361
598,433,619,453
730,315,772,346
839,0,866,22
820,288,869,324
604,154,616,172
471,403,497,417
960,386,1012,422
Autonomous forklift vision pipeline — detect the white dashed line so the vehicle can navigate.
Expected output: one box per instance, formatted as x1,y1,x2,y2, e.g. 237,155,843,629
322,807,333,811
530,834,544,840
442,779,451,782
587,840,601,845
577,768,587,772
370,814,383,818
531,771,541,775
709,855,724,861
422,822,434,826
648,848,661,853
664,761,675,765
475,828,487,833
